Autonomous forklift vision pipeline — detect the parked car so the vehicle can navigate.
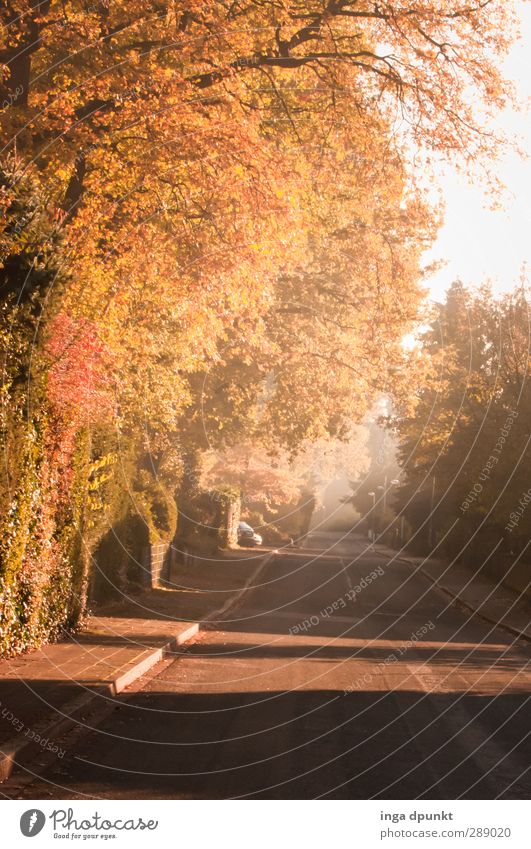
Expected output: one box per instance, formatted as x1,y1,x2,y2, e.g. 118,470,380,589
237,521,263,547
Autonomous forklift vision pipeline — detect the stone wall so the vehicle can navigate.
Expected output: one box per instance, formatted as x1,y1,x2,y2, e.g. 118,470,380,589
142,543,174,588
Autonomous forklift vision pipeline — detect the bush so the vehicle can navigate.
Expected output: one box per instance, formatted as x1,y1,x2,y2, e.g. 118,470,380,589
135,470,178,545
176,484,241,552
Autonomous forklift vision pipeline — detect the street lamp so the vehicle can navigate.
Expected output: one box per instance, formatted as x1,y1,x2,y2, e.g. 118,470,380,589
377,477,401,539
377,483,385,537
413,475,437,548
384,478,400,543
367,491,375,541
428,475,436,548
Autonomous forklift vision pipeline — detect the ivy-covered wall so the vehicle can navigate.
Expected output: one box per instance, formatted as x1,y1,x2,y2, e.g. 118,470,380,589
0,411,90,656
176,483,241,555
0,162,180,657
0,401,180,656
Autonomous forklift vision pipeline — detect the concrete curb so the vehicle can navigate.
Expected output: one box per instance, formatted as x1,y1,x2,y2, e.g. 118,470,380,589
0,623,199,783
202,551,274,623
0,549,274,784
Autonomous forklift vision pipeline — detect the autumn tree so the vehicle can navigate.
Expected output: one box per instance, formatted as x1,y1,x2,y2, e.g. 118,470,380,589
393,280,531,560
0,0,524,652
1,1,520,448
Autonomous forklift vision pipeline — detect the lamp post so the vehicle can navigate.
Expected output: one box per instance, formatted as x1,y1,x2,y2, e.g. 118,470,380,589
377,477,400,543
367,491,375,541
383,478,400,544
428,475,436,548
376,482,385,536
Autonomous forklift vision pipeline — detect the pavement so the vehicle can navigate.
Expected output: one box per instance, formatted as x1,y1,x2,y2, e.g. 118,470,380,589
0,549,270,782
308,532,530,642
0,533,529,799
399,551,530,643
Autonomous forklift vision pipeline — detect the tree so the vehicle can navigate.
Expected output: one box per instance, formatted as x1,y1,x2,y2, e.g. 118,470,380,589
0,1,524,653
393,279,531,559
1,1,519,452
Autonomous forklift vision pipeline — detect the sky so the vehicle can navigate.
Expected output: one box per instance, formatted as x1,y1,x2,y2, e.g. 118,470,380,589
425,1,531,302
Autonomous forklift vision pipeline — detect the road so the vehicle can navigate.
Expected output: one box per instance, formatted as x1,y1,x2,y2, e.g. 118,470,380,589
7,533,531,799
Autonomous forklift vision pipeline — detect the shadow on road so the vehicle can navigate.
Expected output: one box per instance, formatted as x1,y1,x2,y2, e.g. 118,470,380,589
16,687,530,800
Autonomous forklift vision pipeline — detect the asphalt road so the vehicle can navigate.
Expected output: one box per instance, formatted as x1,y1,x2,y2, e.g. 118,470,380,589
7,534,531,799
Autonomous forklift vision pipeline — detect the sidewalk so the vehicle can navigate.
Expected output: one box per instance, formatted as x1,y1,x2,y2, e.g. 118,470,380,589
386,547,531,643
0,550,269,781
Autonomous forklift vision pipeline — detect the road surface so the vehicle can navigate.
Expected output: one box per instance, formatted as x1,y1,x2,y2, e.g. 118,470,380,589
5,534,531,799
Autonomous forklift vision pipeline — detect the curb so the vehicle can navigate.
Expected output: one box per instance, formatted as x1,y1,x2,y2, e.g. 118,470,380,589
203,550,274,623
0,622,199,783
0,549,274,784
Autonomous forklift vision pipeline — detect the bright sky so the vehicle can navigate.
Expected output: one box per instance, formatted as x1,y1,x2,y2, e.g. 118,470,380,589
425,1,531,302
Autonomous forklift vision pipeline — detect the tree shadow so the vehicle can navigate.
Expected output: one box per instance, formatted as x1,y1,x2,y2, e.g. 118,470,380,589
12,688,530,800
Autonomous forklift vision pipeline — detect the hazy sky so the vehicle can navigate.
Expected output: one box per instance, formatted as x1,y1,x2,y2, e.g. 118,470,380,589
425,1,531,301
